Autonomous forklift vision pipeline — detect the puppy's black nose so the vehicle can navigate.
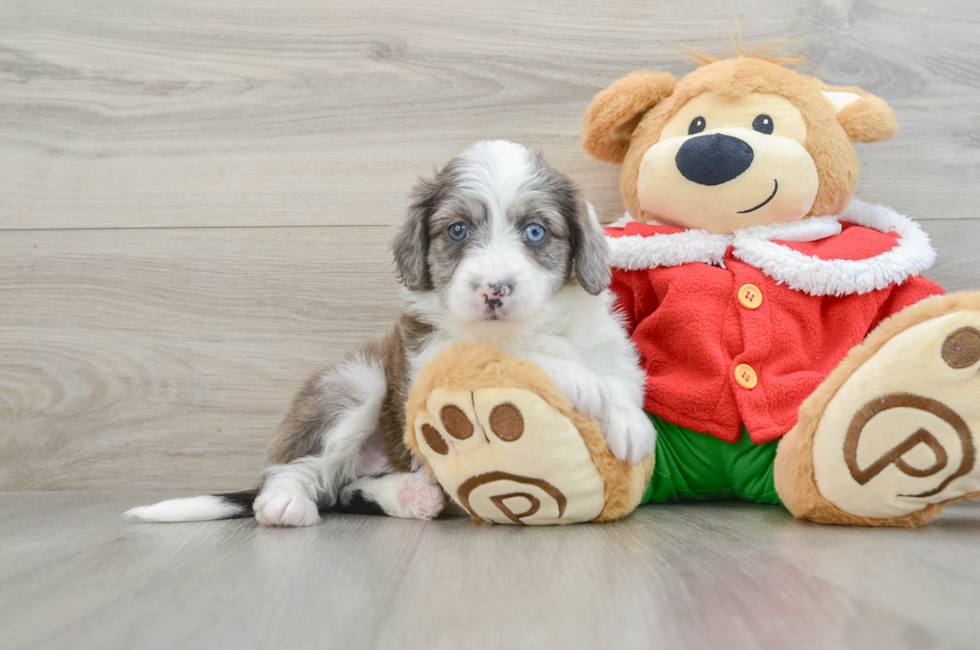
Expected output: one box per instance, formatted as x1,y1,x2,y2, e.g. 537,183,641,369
487,282,512,298
675,134,754,186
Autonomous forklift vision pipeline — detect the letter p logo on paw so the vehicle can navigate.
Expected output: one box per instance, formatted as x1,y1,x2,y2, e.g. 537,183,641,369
412,387,606,525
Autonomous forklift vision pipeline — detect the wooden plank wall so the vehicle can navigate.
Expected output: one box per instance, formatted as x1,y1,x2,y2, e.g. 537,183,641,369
2,0,979,490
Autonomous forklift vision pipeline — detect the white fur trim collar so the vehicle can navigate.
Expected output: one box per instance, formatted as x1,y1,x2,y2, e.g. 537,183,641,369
606,200,936,297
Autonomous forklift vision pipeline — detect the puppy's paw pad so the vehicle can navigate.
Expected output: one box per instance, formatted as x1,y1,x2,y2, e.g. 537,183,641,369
396,475,445,520
254,490,320,527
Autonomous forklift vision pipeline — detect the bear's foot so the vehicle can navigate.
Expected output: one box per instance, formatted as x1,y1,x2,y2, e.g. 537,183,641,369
413,386,607,524
776,292,980,526
405,343,654,525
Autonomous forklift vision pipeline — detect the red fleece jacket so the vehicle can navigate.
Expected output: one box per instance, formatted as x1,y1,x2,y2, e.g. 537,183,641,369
605,203,943,444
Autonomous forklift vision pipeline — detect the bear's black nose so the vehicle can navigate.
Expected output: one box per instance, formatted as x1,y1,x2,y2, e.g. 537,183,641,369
675,134,754,186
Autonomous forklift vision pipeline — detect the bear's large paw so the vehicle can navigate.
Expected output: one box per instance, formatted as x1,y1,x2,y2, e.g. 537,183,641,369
785,296,980,525
413,387,607,525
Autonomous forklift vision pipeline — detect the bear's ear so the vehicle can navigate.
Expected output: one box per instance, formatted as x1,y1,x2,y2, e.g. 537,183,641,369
821,88,899,143
582,71,677,164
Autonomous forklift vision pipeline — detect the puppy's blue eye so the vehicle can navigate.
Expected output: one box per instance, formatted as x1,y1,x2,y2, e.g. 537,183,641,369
523,223,546,244
448,222,468,242
688,116,706,135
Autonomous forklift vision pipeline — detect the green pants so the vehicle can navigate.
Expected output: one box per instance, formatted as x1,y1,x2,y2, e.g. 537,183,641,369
643,413,782,505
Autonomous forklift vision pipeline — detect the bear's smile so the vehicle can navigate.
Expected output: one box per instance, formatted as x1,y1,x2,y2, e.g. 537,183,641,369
737,179,779,214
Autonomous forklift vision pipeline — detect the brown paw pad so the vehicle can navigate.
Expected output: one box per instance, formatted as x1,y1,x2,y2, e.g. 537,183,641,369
440,405,473,440
421,424,448,455
942,327,980,369
488,403,523,441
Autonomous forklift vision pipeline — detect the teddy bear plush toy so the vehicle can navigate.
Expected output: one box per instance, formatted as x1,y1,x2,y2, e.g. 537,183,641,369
406,44,980,527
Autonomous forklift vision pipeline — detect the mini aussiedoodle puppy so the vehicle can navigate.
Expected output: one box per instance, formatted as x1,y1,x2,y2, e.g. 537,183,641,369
127,140,655,526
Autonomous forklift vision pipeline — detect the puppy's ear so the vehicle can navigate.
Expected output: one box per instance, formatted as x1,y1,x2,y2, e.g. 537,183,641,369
392,175,437,291
565,195,611,296
822,87,899,143
582,71,677,164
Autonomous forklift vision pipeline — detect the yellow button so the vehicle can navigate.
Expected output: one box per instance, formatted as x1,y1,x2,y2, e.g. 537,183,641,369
738,284,763,309
735,363,758,389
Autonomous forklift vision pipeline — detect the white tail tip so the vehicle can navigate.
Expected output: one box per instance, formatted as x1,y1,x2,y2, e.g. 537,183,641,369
124,495,245,523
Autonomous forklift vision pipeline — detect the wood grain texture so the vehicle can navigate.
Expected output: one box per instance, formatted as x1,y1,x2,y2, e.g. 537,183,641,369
1,0,980,492
0,227,402,490
2,491,979,650
0,0,978,230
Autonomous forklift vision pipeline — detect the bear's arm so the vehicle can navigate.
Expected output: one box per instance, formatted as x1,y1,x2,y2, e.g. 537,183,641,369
869,275,945,334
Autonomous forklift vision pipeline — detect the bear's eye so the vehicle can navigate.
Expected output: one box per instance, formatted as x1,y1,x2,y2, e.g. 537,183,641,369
688,117,706,135
752,114,774,135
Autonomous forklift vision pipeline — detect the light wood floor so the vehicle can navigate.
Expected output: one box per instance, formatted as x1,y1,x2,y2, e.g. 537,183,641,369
3,1,980,648
3,491,980,650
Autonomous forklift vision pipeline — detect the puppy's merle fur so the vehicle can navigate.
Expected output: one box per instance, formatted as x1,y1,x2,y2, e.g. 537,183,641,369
126,141,655,526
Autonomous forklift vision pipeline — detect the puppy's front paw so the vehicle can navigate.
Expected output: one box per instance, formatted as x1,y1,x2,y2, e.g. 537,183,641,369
552,368,608,420
602,401,657,464
253,489,320,527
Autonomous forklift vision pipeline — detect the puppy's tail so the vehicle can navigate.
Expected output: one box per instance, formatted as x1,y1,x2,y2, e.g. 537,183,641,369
124,489,258,523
